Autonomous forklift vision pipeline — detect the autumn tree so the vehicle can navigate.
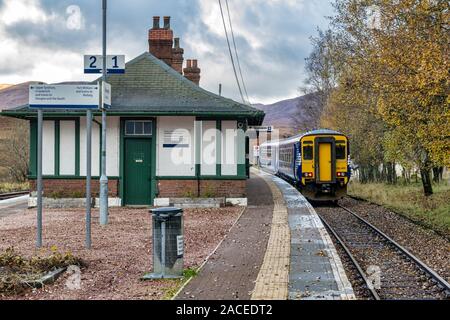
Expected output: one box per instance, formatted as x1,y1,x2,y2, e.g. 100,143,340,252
295,29,345,132
0,119,29,182
305,0,449,195
367,0,449,195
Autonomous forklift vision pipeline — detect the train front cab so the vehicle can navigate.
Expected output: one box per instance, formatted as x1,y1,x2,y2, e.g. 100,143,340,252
297,133,349,201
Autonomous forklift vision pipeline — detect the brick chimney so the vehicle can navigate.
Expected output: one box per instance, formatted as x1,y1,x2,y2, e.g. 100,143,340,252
148,16,201,84
183,59,201,85
172,38,184,74
148,16,173,66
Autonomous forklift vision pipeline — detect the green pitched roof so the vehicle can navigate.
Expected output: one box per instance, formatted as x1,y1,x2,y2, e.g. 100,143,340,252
2,52,264,125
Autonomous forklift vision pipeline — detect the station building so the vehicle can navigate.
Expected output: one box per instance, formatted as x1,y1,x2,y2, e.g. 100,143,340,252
1,16,264,207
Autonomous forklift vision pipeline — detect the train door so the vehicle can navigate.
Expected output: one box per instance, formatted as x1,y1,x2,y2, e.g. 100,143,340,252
315,137,336,183
318,143,332,181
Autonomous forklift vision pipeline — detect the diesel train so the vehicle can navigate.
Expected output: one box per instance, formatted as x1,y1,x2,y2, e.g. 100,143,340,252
259,129,350,201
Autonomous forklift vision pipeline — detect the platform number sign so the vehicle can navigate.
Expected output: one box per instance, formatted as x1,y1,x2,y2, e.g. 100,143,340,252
84,55,125,74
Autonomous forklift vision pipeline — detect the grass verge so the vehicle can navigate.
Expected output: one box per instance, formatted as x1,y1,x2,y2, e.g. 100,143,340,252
348,181,450,237
161,268,199,300
0,182,29,193
0,247,84,297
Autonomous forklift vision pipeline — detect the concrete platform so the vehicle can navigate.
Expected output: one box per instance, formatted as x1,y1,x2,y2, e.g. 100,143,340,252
252,169,355,300
0,195,29,219
175,174,274,300
173,168,354,300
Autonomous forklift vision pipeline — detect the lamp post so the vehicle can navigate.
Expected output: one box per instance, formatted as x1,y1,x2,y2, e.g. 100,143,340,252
99,0,109,225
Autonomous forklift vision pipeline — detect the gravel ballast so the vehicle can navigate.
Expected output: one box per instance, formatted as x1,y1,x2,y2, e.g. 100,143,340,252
0,206,241,300
316,204,448,299
339,197,450,283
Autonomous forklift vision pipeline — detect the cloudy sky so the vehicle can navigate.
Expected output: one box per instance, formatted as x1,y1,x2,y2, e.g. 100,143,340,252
0,0,334,104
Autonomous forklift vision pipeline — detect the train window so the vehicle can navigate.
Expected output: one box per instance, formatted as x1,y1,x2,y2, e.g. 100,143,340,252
336,144,346,159
303,146,313,160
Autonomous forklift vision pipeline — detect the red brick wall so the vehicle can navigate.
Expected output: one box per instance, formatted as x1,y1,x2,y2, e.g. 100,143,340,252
148,28,173,66
29,178,246,199
157,180,246,198
29,179,119,197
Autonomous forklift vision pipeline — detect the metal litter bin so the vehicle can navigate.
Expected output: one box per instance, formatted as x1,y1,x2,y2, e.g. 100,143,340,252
142,207,184,279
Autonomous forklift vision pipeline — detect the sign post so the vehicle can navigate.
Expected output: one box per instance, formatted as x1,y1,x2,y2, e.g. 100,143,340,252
99,0,109,226
248,126,274,167
36,109,43,247
85,109,92,248
100,81,111,226
29,84,99,249
83,1,124,226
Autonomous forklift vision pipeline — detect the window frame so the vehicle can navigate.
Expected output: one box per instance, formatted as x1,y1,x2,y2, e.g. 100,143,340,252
124,120,153,136
335,144,346,160
302,145,313,160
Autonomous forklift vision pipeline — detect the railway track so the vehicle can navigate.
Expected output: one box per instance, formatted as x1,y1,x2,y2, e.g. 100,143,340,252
315,204,450,300
0,191,29,201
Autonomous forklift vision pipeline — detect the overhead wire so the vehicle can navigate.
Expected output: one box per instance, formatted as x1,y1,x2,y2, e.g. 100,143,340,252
224,0,250,104
218,0,246,104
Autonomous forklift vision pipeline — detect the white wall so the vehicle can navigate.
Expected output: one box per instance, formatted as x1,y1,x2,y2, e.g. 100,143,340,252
42,121,55,175
80,117,100,176
59,121,76,175
201,120,217,175
221,120,237,175
156,116,195,176
105,116,120,177
38,117,244,179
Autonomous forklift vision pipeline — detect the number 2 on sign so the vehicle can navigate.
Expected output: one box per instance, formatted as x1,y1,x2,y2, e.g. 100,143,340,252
89,56,97,68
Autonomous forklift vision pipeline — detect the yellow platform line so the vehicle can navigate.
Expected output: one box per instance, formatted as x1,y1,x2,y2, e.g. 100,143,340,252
251,169,290,300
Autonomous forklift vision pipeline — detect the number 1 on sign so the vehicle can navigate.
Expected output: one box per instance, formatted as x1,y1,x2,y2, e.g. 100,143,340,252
112,56,118,68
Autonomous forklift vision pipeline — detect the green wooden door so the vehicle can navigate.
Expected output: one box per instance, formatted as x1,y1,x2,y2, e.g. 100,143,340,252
124,138,152,205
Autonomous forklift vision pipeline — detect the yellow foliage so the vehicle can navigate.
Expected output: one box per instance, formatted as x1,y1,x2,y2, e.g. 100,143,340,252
318,0,449,169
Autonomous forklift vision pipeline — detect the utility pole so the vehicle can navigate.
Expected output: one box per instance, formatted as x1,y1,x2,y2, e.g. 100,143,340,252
86,109,92,248
99,0,109,225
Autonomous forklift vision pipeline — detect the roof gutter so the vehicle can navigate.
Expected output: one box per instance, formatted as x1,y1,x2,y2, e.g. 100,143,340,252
0,109,265,125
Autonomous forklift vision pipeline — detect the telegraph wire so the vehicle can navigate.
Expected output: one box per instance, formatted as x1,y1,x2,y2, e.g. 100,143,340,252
224,0,250,104
218,0,246,104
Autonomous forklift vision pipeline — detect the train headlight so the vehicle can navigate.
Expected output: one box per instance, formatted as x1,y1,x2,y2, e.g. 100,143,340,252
303,172,313,177
337,172,346,177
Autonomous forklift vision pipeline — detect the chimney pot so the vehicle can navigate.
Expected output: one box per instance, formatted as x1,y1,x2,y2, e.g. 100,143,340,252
183,58,201,85
174,37,180,48
153,16,160,29
163,16,170,29
149,15,174,66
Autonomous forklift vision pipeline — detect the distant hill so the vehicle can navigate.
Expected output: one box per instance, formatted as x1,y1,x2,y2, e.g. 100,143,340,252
0,81,43,111
0,84,13,91
252,92,322,137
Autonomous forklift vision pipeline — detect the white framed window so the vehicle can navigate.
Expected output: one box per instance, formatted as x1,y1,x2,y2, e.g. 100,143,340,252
125,120,152,136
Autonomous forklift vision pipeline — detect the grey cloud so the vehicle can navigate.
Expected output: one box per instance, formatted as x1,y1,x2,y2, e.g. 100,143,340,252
1,0,334,103
0,56,34,75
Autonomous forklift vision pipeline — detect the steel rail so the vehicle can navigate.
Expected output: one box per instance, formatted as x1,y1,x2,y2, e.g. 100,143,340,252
261,169,450,298
338,204,450,294
0,191,29,201
317,213,381,300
